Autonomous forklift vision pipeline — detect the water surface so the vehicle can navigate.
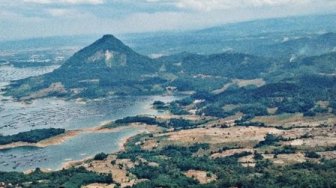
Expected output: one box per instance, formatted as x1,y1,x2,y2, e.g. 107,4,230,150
0,127,141,171
0,64,182,172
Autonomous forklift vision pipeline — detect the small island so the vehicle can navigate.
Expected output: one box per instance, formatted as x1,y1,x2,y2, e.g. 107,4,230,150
0,128,65,146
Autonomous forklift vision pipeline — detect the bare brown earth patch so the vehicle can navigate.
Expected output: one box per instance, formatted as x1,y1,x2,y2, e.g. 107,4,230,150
284,137,336,148
232,78,266,88
318,151,336,159
84,155,139,187
204,113,243,128
82,183,115,188
67,154,144,188
184,170,217,184
211,148,254,158
153,114,209,121
164,127,282,146
271,153,307,165
238,154,256,167
252,113,336,128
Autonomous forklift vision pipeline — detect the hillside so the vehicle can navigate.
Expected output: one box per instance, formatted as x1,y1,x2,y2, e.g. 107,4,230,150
126,14,336,57
4,34,336,111
5,35,164,99
5,35,274,100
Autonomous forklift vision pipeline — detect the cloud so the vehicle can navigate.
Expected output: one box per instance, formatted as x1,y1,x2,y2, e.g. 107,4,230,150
47,8,85,17
23,0,104,5
145,0,313,11
48,8,69,16
0,0,335,41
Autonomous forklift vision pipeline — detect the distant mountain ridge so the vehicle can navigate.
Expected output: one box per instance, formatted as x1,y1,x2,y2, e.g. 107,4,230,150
4,35,272,100
197,14,336,35
4,33,336,100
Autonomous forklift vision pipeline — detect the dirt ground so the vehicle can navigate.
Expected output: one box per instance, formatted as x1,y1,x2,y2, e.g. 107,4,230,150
252,113,336,128
184,170,217,184
163,127,282,146
70,154,143,188
211,148,254,158
69,112,336,187
82,183,115,188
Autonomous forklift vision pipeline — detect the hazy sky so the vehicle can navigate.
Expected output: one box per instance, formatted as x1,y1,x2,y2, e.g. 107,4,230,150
1,0,336,41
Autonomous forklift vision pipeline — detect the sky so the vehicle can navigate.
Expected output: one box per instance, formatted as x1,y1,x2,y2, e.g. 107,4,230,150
1,0,336,41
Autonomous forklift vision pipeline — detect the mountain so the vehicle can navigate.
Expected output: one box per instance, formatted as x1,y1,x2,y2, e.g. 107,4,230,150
53,34,157,80
2,14,335,58
197,14,336,36
5,35,275,100
290,52,336,75
7,34,335,101
159,52,272,78
125,14,336,56
156,52,273,92
5,35,164,99
252,32,336,58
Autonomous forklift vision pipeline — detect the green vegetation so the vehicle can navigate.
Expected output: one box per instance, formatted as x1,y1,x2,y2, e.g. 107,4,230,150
0,128,65,145
116,133,336,188
152,101,169,110
106,116,208,129
115,116,158,125
168,102,190,115
305,151,321,159
253,151,264,160
272,145,297,155
255,134,281,148
0,167,112,188
94,152,109,160
174,73,336,120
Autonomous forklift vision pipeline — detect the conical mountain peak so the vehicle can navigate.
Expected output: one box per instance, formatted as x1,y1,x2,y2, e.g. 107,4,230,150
61,34,155,71
98,34,122,45
90,34,131,53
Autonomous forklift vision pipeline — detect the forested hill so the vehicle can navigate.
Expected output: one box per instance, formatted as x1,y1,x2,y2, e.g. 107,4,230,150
4,35,272,99
5,35,161,99
4,34,336,104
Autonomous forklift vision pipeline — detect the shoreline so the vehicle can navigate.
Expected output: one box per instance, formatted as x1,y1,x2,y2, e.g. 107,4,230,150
61,124,159,170
0,130,82,150
0,123,160,173
0,123,155,151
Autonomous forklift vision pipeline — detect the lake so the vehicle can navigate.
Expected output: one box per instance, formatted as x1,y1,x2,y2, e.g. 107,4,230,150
0,64,181,171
